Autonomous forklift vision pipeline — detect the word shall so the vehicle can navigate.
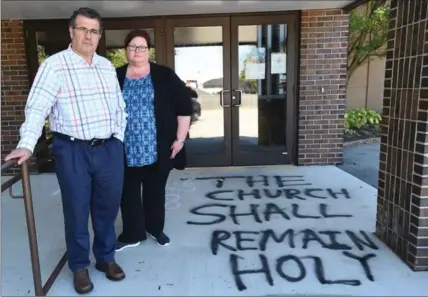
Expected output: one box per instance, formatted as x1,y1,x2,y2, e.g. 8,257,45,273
187,202,352,225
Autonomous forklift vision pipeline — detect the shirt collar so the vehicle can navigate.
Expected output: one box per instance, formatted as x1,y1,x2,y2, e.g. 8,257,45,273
67,44,101,66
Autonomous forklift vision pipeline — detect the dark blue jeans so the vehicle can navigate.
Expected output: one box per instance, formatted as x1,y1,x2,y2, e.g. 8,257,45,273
52,133,124,271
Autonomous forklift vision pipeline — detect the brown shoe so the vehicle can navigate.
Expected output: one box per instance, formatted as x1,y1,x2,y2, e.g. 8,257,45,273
73,269,94,294
95,262,125,281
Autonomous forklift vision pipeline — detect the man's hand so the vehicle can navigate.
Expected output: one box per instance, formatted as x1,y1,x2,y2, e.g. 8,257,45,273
170,140,184,159
5,148,32,165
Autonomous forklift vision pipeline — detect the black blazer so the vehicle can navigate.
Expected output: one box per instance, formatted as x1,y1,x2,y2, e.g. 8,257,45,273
116,62,193,171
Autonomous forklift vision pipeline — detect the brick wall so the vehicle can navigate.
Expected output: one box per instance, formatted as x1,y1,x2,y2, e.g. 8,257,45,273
1,20,33,174
298,9,349,165
376,0,428,271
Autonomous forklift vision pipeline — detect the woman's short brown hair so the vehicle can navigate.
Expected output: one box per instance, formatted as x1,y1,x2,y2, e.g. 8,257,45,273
124,29,152,49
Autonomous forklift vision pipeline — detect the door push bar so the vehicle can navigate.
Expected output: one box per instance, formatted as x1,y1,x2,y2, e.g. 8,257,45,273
232,89,242,107
220,89,243,107
219,89,230,107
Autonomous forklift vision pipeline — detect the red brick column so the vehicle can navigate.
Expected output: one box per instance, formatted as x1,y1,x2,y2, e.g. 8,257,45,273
1,20,33,174
298,9,349,165
376,0,428,271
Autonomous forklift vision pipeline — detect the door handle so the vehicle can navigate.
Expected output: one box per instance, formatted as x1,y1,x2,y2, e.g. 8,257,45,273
232,89,242,107
220,90,230,107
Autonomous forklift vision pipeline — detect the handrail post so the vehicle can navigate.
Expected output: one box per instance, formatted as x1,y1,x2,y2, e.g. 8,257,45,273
2,138,66,296
20,161,44,296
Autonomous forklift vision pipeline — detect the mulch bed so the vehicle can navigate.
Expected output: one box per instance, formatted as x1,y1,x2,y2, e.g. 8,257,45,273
344,125,380,143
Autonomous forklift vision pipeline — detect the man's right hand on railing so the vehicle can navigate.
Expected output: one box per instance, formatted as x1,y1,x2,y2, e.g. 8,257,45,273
5,148,32,165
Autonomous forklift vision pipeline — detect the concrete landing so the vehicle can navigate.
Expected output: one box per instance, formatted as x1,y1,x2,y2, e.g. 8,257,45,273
338,142,380,188
1,166,427,296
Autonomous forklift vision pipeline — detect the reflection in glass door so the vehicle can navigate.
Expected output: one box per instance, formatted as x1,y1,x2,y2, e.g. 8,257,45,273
35,30,71,143
230,15,297,166
166,18,232,167
32,27,70,172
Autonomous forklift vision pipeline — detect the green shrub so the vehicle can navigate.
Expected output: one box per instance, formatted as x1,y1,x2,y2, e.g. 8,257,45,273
44,119,52,139
344,108,381,133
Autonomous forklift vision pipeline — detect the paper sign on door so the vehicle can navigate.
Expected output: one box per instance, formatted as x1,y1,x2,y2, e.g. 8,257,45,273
244,47,266,79
271,52,286,74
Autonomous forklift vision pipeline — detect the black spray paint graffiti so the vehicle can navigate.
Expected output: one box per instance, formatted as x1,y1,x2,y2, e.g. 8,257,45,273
187,202,352,225
187,175,378,291
195,175,315,188
211,229,377,290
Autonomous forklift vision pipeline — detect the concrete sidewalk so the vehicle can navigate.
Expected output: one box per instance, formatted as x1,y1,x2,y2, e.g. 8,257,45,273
2,165,427,296
338,142,380,188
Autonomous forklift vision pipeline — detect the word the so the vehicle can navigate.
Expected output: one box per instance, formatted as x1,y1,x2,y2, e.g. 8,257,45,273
196,175,313,188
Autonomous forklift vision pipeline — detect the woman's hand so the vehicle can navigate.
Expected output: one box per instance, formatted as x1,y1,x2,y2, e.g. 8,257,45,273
170,140,184,159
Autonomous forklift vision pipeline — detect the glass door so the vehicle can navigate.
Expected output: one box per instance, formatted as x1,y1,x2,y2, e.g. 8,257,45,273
165,17,232,167
24,20,70,172
230,14,298,166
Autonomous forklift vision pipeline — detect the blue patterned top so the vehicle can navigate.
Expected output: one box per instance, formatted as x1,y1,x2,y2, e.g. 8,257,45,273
122,74,157,167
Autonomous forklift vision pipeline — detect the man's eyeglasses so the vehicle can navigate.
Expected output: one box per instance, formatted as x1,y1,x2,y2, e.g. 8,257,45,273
127,44,149,52
73,27,102,36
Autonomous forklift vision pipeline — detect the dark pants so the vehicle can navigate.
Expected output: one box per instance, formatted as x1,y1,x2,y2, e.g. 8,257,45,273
52,134,124,272
118,163,170,243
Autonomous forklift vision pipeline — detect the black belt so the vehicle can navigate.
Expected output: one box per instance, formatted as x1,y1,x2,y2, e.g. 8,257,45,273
52,132,114,146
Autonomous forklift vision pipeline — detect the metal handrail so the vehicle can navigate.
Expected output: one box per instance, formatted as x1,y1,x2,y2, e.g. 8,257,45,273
1,138,67,296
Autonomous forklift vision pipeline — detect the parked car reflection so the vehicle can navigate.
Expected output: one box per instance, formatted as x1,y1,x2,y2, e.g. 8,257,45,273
185,82,201,123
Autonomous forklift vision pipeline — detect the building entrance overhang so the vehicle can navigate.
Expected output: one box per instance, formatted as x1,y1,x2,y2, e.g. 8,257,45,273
3,0,354,20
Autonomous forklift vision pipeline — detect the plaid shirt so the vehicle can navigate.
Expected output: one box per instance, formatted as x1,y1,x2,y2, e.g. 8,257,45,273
17,45,127,153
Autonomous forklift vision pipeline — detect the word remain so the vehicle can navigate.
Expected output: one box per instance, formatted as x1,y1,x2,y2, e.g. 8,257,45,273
210,228,379,254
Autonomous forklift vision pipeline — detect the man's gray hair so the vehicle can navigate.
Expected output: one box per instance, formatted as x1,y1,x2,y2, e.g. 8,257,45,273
69,7,103,29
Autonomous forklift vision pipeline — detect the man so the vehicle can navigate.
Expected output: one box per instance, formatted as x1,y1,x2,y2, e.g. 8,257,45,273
5,7,127,294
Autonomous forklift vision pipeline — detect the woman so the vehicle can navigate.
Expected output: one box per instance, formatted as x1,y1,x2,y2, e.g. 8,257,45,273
115,29,192,251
